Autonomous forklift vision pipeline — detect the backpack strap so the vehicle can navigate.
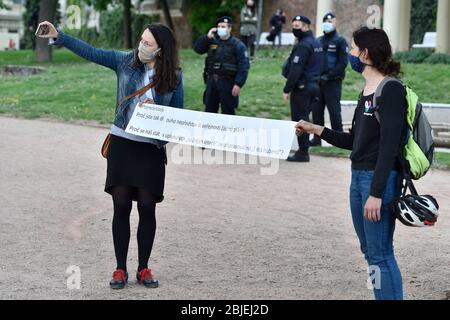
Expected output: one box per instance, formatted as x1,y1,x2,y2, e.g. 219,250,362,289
372,77,419,194
373,76,402,123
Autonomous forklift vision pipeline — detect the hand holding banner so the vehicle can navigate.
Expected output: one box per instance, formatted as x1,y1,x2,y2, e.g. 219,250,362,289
125,104,296,160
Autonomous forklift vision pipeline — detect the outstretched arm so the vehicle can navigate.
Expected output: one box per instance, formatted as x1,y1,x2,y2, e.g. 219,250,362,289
295,120,354,150
36,21,125,71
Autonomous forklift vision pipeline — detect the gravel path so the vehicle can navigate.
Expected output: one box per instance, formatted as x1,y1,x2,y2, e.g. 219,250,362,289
0,116,449,300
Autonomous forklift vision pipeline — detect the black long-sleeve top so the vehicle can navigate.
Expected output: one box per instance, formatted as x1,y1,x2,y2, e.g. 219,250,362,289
320,81,407,198
270,14,286,33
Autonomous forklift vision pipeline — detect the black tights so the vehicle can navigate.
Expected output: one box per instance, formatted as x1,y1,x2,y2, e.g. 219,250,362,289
111,185,157,272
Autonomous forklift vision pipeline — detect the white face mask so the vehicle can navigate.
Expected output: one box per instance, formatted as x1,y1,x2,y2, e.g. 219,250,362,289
322,22,335,34
138,41,161,63
217,27,228,38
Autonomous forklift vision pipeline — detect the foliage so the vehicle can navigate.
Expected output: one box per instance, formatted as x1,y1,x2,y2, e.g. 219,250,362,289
189,0,246,41
21,0,61,50
394,49,434,63
424,53,450,64
410,0,437,46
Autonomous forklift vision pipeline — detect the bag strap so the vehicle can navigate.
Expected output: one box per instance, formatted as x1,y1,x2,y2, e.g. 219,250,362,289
394,137,419,196
117,69,181,110
373,76,402,123
117,81,155,109
370,77,419,195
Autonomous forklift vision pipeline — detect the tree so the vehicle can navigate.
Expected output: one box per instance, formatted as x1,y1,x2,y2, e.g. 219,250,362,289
410,0,437,45
189,0,243,39
35,0,58,62
22,0,40,50
84,0,133,49
0,0,10,9
160,0,174,32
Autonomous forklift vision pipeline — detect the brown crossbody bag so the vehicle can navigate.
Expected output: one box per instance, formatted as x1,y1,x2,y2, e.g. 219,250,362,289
101,82,155,158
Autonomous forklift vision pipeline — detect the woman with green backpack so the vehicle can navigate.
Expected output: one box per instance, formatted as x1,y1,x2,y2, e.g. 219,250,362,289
296,27,407,300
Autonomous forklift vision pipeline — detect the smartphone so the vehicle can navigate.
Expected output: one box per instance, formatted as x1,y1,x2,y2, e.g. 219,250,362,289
35,24,50,36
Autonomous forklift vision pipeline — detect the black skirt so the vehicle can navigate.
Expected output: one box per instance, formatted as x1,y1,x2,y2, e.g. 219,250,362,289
104,134,166,202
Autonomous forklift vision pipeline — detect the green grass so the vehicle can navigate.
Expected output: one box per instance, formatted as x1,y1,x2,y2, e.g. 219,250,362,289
310,146,352,158
434,151,450,170
310,146,450,170
1,47,450,123
1,47,450,168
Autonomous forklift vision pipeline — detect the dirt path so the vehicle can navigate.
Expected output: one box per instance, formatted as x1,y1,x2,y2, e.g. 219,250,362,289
0,116,449,300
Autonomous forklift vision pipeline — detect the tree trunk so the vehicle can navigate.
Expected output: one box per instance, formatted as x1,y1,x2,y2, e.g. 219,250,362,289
160,0,174,32
35,0,57,62
255,0,264,53
123,0,132,48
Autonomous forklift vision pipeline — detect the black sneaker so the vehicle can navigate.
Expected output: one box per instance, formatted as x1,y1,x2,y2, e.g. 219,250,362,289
109,269,128,289
136,268,159,288
287,150,310,162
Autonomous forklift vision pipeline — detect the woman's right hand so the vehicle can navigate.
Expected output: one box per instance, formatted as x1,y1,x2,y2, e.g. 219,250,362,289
35,21,58,39
295,120,323,137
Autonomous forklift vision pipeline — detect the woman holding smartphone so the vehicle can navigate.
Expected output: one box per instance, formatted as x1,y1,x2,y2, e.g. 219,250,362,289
296,27,406,300
37,21,184,289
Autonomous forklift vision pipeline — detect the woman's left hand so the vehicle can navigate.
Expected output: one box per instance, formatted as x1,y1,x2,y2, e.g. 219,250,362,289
364,196,382,222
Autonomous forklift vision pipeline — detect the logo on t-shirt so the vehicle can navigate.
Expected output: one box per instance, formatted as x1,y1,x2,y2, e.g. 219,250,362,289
363,100,375,116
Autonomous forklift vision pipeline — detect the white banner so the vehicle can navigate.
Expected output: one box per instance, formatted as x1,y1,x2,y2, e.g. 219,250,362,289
125,103,296,160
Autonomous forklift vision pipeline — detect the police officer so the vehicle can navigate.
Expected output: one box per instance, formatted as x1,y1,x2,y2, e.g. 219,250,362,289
282,15,322,162
194,16,250,115
310,12,348,146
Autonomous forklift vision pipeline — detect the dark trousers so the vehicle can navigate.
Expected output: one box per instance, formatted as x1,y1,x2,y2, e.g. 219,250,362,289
290,82,320,150
273,31,282,47
241,34,256,58
204,76,238,115
312,79,344,133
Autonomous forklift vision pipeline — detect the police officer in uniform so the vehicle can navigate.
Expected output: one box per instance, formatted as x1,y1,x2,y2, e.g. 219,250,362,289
282,15,322,162
194,16,250,115
310,12,348,146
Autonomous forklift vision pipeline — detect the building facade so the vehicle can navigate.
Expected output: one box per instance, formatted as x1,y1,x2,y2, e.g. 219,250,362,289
0,0,24,50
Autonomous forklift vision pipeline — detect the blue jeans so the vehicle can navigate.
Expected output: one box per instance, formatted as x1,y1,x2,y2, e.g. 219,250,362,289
349,170,403,300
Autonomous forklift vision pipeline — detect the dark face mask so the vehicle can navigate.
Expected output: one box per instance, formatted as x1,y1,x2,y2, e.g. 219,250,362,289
348,52,372,74
292,28,304,39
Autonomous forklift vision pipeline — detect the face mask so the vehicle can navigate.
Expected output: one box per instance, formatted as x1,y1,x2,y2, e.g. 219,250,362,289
217,27,228,38
348,53,366,73
138,41,161,63
323,22,335,34
292,28,304,39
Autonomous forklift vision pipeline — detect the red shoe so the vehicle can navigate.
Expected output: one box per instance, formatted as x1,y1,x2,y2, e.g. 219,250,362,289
109,269,128,289
136,268,159,288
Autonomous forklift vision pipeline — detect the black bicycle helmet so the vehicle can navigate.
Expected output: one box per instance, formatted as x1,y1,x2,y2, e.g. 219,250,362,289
391,194,439,227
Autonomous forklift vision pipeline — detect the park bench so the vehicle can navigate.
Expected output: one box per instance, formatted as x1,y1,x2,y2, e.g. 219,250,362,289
258,32,296,46
412,32,436,49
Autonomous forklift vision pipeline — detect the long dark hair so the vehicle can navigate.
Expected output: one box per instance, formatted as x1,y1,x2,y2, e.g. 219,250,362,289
352,27,401,77
132,23,180,93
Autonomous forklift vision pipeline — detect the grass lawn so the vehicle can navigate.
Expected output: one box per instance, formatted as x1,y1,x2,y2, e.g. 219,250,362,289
309,146,450,170
1,47,450,123
1,47,450,169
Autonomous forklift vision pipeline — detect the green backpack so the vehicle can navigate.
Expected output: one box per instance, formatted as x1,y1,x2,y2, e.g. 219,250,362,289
373,77,435,180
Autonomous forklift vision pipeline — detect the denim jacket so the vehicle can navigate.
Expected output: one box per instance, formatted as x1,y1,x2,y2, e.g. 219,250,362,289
50,31,184,147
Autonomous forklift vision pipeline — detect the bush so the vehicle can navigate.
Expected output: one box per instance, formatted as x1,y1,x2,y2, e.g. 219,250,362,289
61,7,160,49
190,0,242,42
98,7,160,49
394,49,434,63
61,26,101,47
424,53,450,64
